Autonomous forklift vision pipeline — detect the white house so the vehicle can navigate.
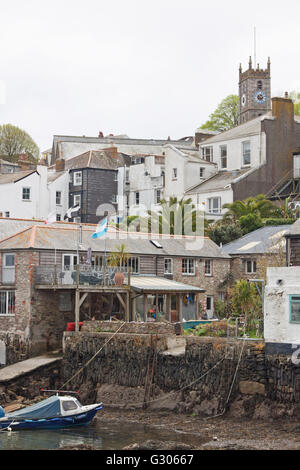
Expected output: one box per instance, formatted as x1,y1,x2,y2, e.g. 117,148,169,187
0,166,49,220
264,266,300,345
185,114,271,220
164,144,217,202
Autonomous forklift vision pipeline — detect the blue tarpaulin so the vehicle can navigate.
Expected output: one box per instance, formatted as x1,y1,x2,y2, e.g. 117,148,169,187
6,396,62,419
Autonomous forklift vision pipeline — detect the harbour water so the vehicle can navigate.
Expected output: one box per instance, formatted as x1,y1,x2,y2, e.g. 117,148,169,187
0,419,197,450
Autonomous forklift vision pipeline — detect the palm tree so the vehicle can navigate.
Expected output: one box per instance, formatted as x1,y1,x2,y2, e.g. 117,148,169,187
223,194,280,221
107,243,130,268
146,197,206,236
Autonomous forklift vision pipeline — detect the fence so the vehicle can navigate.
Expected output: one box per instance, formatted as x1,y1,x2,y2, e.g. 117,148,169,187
34,265,129,287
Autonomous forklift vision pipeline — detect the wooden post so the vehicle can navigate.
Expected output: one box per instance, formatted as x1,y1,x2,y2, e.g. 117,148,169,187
196,294,199,319
132,296,136,322
76,263,79,287
75,289,80,332
166,294,171,322
178,294,183,322
155,293,159,321
143,294,148,323
126,291,130,322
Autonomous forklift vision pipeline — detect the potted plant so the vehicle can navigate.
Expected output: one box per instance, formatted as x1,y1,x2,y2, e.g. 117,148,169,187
107,243,130,286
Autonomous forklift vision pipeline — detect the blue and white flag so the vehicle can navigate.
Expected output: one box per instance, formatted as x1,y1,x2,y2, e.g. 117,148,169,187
92,217,108,239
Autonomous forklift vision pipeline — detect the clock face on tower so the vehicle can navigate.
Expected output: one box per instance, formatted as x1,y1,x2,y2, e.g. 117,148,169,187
241,94,246,107
254,90,266,104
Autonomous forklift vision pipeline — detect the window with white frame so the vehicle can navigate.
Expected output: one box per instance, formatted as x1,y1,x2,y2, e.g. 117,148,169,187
202,146,213,162
56,191,62,205
290,295,300,323
245,259,257,274
200,167,205,178
5,212,10,218
2,254,15,284
172,168,178,179
22,187,31,201
242,141,251,166
164,258,173,274
0,291,15,315
56,214,61,221
204,259,213,276
182,258,195,275
74,194,81,207
111,194,118,204
92,255,104,271
73,171,82,186
208,197,221,214
220,145,227,169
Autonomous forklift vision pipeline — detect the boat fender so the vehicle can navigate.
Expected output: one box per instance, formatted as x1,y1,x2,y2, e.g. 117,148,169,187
0,406,5,418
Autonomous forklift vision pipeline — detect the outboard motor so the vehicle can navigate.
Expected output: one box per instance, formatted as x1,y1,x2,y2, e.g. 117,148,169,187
0,405,5,418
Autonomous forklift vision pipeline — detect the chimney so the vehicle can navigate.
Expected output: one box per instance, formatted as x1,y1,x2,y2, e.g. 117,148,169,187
55,159,65,172
98,131,104,138
272,95,294,121
18,153,33,170
105,146,118,159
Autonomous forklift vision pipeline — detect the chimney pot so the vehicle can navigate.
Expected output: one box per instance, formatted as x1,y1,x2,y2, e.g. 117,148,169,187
98,131,104,138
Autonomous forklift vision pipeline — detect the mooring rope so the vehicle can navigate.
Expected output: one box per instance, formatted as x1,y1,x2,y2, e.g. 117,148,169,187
61,321,126,389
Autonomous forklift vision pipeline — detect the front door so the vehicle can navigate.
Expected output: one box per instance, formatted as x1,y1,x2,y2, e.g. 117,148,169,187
62,254,78,284
206,296,214,319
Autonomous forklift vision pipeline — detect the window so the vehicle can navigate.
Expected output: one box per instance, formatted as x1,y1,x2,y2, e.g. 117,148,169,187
111,195,117,204
74,194,81,207
182,258,195,275
208,197,221,214
290,295,300,323
62,400,78,411
92,255,104,271
242,141,251,166
257,80,263,90
205,259,213,276
164,258,173,274
56,214,61,221
0,291,15,315
155,189,161,204
2,254,15,284
202,146,213,162
218,292,225,302
5,212,10,218
220,146,227,169
73,171,82,186
127,257,139,274
200,167,205,178
73,217,81,223
114,172,118,181
56,191,62,205
63,254,78,271
245,259,257,274
22,187,31,201
135,192,140,206
172,168,177,179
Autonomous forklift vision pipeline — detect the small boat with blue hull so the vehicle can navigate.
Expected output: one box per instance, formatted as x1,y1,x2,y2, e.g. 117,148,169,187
0,394,103,431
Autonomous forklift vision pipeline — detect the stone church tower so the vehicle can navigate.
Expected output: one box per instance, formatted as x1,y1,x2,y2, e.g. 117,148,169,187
238,57,271,124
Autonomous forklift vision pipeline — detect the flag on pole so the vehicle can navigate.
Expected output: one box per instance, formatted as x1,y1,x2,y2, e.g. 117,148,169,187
44,211,56,224
64,204,80,221
92,217,108,239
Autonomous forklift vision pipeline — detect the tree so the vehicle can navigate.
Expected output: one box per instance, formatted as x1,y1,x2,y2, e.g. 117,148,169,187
208,222,243,245
289,91,300,115
107,243,130,268
200,95,239,132
231,280,262,330
0,124,40,163
222,194,279,222
147,197,205,236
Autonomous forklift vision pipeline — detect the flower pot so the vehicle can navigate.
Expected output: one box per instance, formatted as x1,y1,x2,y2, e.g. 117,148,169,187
114,271,125,286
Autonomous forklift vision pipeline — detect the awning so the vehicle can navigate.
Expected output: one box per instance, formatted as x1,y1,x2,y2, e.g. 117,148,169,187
130,276,205,294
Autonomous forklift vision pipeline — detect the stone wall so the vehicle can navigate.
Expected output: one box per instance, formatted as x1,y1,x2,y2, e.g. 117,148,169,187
81,320,181,335
61,329,300,418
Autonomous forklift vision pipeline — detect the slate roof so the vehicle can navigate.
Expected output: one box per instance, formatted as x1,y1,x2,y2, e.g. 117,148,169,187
130,276,205,293
0,224,230,259
0,170,38,185
222,225,291,255
285,219,300,236
65,149,125,171
186,168,251,194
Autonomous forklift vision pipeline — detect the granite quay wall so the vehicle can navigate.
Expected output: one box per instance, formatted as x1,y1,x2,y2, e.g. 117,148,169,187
62,327,300,418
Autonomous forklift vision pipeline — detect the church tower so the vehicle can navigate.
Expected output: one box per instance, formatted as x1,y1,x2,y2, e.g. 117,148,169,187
238,57,271,124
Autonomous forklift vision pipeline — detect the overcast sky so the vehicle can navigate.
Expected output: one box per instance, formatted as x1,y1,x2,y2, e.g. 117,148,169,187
1,0,300,152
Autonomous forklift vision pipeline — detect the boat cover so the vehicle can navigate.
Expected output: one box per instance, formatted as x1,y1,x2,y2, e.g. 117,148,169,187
6,396,62,419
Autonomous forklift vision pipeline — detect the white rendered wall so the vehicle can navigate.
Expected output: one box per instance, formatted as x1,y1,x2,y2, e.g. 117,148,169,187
264,267,300,344
0,172,42,219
